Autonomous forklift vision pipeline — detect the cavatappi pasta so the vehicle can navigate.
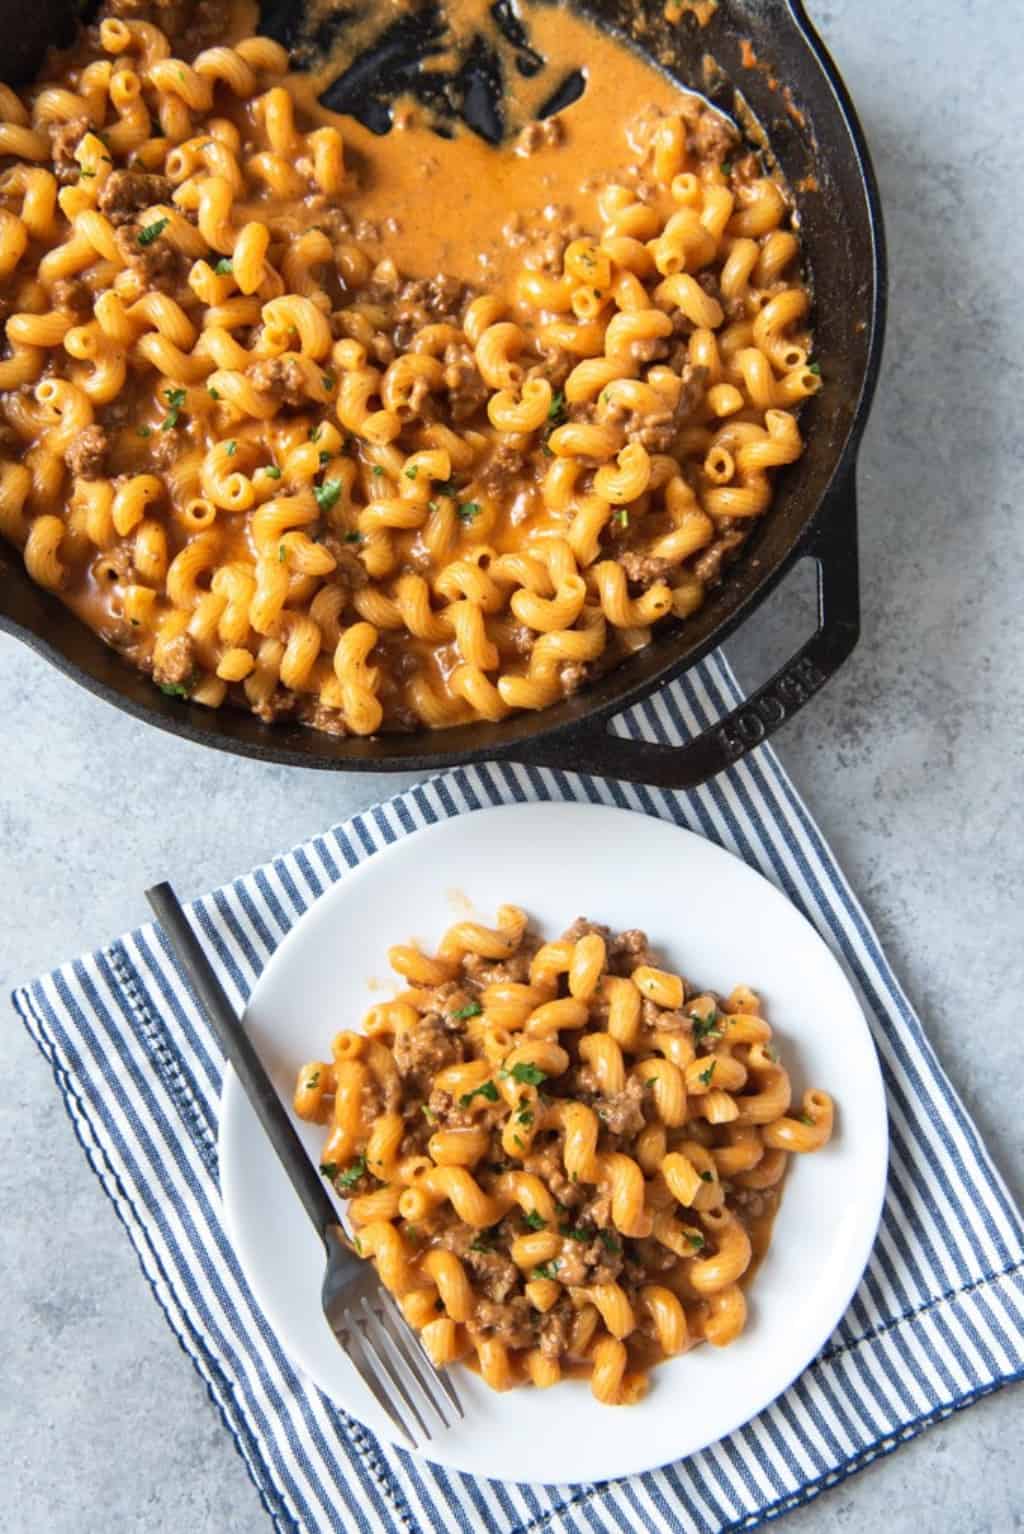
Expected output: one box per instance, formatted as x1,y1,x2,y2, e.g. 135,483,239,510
294,911,834,1403
0,0,816,737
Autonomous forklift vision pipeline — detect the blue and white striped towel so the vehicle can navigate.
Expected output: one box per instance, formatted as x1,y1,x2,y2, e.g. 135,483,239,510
13,652,1024,1534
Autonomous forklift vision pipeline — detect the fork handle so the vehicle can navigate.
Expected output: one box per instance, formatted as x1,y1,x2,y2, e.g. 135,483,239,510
146,881,339,1245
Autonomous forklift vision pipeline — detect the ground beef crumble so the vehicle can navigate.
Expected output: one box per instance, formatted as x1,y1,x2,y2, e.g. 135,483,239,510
152,633,194,687
392,1015,463,1086
247,356,309,408
425,1087,475,1130
64,425,109,479
472,1295,538,1349
113,223,186,293
593,1074,647,1139
50,277,92,314
618,551,674,589
97,170,173,225
48,116,90,184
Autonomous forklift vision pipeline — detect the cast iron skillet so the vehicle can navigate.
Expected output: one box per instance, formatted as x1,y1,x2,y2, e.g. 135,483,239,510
0,0,885,787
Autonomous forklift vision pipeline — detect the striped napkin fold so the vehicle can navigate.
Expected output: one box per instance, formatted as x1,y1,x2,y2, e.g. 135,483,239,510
13,652,1024,1534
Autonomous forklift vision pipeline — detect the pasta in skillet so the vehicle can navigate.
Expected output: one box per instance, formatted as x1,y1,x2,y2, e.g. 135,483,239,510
295,910,834,1402
0,0,817,736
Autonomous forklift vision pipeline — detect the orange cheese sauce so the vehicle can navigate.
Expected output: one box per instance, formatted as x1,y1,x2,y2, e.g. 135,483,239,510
282,0,695,288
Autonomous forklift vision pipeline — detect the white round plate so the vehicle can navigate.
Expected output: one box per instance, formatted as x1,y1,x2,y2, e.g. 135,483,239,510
220,800,887,1484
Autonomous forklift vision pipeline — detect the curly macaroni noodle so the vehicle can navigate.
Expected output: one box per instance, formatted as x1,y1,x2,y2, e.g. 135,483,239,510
0,2,814,736
295,911,834,1403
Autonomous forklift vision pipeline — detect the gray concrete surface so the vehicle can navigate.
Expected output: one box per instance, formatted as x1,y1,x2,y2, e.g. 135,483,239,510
2,0,1022,1529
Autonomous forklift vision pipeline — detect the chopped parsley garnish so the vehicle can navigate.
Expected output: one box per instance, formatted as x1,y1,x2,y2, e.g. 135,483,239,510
319,450,330,466
137,217,169,246
343,530,363,544
428,499,441,512
515,1104,534,1128
421,1103,436,1124
500,1061,547,1087
225,439,236,456
699,1170,713,1182
177,67,186,82
800,1112,815,1127
691,1008,720,1041
136,425,151,438
404,1225,420,1243
158,680,192,698
335,1156,367,1189
352,1234,363,1254
558,1223,592,1243
214,257,233,275
645,1077,658,1088
264,464,281,478
404,465,418,480
160,386,187,432
522,1210,547,1231
686,1232,705,1250
320,1162,339,1179
78,168,95,179
308,425,321,442
321,371,336,391
541,391,568,453
721,161,732,175
808,362,822,375
207,384,221,400
615,509,629,528
371,464,384,476
469,1230,497,1253
698,1061,717,1087
314,479,342,514
599,1230,621,1255
305,1071,320,1090
513,1134,524,1148
277,543,287,563
531,1261,560,1280
456,501,481,523
459,1080,500,1108
451,1000,483,1021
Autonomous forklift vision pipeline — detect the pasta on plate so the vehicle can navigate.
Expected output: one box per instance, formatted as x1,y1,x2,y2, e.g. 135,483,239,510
0,0,817,738
294,908,834,1403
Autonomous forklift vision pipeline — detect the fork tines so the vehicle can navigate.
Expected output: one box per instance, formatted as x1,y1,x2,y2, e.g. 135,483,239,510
336,1285,464,1450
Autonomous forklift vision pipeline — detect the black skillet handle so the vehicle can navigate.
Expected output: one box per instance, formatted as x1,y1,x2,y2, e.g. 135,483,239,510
514,467,860,791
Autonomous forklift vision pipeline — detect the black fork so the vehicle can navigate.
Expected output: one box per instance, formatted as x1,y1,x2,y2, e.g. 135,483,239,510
146,880,464,1450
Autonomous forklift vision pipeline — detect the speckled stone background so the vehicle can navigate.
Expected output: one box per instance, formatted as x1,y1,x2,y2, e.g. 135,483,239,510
2,0,1022,1529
